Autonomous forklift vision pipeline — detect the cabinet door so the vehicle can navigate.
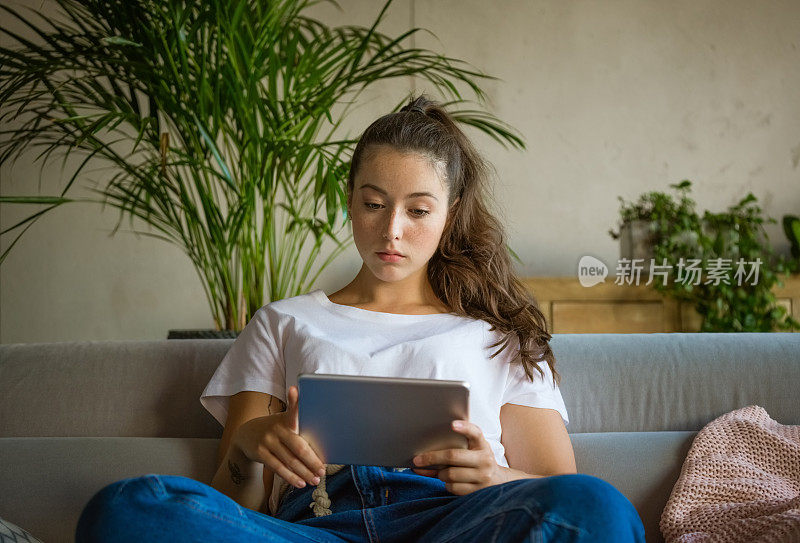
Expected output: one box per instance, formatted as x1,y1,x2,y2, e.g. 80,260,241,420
552,301,666,333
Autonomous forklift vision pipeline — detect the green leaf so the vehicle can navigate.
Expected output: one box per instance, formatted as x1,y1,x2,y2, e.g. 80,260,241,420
101,36,143,47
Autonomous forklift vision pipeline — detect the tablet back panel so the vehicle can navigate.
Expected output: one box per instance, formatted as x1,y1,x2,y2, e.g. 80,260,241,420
298,373,470,468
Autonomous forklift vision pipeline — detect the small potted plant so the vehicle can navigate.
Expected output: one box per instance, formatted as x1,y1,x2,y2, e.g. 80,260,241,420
608,180,699,268
609,181,799,332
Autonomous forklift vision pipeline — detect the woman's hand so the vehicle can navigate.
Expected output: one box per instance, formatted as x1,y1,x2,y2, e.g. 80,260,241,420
232,385,326,489
411,420,506,495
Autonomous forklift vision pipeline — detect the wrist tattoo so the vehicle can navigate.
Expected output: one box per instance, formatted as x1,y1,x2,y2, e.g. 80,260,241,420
228,459,247,485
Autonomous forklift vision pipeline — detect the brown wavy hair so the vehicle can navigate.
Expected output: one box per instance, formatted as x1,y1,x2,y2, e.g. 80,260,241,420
346,94,559,387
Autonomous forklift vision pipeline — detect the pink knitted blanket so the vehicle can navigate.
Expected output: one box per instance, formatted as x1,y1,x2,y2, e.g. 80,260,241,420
660,405,800,542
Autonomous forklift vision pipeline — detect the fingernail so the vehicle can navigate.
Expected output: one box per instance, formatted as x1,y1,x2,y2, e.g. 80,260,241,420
413,456,422,465
452,420,462,428
312,476,320,485
318,468,326,476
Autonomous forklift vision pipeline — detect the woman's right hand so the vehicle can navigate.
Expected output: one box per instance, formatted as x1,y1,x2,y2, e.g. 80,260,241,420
232,385,327,489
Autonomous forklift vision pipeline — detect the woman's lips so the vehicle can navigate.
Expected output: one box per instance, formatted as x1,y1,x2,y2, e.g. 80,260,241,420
377,252,404,262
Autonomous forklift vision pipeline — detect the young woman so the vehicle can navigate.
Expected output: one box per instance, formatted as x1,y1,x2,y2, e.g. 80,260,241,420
76,96,645,542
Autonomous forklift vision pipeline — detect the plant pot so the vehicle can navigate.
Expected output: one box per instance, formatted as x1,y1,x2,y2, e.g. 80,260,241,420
619,219,655,267
167,329,240,339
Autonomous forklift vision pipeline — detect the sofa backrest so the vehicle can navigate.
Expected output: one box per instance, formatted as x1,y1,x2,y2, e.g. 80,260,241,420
555,333,799,432
0,339,231,438
1,333,798,438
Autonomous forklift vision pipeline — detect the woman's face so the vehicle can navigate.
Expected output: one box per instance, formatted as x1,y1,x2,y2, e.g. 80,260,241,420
348,145,453,285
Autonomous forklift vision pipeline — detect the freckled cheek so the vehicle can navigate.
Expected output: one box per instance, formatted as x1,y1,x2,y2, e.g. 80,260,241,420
415,226,446,255
351,218,373,243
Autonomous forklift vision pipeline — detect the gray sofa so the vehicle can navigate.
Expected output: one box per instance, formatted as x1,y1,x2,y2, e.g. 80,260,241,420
1,333,798,542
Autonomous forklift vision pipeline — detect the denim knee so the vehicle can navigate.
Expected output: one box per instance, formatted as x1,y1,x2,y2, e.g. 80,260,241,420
508,473,644,542
78,475,249,540
547,474,634,509
76,475,158,542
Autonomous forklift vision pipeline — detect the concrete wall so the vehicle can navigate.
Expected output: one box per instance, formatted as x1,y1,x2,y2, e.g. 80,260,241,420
2,0,798,342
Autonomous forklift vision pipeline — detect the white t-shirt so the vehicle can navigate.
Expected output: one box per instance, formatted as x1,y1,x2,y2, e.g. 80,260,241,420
200,289,569,512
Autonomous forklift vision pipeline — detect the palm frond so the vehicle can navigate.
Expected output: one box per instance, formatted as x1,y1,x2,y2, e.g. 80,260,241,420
0,0,526,329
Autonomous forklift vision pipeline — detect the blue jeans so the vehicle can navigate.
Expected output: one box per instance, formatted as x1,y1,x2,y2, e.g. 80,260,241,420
76,466,645,542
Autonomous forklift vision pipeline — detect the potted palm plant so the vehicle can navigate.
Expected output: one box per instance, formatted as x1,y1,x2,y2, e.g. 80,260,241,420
0,0,525,337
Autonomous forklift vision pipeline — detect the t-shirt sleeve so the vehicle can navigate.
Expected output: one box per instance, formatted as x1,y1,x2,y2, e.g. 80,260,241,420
501,359,569,427
199,306,287,428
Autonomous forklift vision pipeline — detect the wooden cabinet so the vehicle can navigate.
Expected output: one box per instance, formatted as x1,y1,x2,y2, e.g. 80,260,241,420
521,275,800,333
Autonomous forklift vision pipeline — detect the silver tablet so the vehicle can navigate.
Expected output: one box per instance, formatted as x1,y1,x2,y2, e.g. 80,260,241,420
298,373,470,469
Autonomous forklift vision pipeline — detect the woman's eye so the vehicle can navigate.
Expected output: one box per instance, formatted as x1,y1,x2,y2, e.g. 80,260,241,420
363,203,429,217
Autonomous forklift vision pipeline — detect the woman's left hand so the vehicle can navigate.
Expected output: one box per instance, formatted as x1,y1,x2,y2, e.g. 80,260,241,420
411,420,505,495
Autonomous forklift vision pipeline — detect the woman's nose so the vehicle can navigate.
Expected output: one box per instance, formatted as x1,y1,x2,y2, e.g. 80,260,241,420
382,210,403,240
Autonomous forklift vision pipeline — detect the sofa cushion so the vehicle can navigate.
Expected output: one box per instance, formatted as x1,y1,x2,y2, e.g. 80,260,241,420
572,431,697,543
0,437,219,543
0,516,44,543
555,333,800,433
0,340,231,438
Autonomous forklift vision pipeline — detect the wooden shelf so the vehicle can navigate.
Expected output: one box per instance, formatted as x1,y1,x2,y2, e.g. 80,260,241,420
520,275,800,333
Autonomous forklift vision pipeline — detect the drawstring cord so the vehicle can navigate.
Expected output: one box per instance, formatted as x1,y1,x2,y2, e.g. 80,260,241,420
308,463,345,516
